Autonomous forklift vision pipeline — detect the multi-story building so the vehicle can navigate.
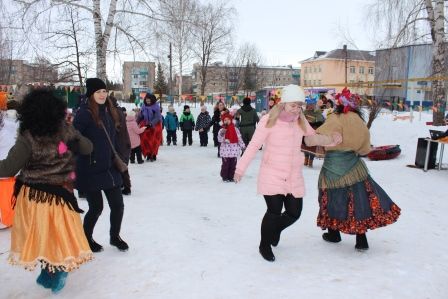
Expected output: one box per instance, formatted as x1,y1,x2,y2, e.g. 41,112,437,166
374,44,436,103
122,61,156,98
300,48,375,96
192,63,300,96
0,59,59,85
175,75,194,95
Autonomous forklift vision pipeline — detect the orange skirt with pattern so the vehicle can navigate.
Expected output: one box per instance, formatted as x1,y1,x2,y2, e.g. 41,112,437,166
8,186,93,273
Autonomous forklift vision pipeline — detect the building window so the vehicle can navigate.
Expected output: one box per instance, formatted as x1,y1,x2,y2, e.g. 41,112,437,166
318,80,321,86
359,66,365,74
313,80,316,85
350,66,355,74
368,67,374,75
349,80,355,83
133,74,138,79
305,67,308,74
318,65,322,72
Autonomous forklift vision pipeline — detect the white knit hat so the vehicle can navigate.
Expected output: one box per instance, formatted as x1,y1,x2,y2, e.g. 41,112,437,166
281,85,305,103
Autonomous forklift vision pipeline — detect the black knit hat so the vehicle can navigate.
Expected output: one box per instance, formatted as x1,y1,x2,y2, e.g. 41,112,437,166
243,97,251,105
184,105,190,111
86,78,107,98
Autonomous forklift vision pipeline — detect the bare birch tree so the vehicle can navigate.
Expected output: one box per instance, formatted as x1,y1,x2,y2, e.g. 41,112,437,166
157,0,198,97
368,0,447,125
10,0,159,82
192,1,235,96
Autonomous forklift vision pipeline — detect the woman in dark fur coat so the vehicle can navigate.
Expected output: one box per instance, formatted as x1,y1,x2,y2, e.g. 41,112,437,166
0,89,93,293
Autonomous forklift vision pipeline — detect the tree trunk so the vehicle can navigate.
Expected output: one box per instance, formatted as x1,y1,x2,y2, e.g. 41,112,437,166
92,0,117,82
200,65,207,96
427,0,446,125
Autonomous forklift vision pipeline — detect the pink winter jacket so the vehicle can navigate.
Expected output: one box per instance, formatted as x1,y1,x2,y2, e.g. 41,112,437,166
126,114,146,149
235,115,315,198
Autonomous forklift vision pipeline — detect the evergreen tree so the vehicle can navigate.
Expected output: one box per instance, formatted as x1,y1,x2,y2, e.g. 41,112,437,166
154,62,168,97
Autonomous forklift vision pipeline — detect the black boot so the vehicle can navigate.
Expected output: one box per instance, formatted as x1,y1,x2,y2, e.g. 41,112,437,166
110,235,129,251
355,233,369,251
322,229,342,243
259,244,275,262
87,238,103,252
259,213,278,262
271,213,298,247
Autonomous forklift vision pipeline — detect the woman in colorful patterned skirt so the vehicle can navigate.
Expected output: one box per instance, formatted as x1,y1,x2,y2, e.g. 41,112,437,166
0,89,93,293
305,88,401,251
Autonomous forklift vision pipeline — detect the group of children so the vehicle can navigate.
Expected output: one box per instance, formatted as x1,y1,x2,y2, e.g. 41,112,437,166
125,100,247,183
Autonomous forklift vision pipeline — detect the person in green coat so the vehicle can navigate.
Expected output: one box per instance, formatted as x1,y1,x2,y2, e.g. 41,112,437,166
235,97,259,147
179,105,195,146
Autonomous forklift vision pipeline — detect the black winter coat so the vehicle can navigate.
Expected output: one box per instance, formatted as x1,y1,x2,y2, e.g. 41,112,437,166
73,104,122,192
211,109,222,134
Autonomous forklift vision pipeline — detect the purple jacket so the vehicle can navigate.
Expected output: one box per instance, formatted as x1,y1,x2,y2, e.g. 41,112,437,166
218,127,245,158
140,103,162,127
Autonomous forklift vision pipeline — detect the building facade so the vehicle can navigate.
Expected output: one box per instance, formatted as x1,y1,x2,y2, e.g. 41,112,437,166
374,44,438,103
122,61,156,98
301,49,375,96
0,59,59,85
175,75,194,95
192,63,300,96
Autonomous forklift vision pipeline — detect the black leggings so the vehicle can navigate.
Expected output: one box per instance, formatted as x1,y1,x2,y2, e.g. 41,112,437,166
260,194,303,246
83,186,124,239
264,194,303,218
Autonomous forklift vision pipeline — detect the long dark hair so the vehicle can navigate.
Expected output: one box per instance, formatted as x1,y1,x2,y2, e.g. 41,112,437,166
18,89,67,137
87,95,121,129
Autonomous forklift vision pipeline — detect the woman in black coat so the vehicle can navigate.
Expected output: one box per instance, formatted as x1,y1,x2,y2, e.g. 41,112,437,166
73,78,129,252
211,101,226,157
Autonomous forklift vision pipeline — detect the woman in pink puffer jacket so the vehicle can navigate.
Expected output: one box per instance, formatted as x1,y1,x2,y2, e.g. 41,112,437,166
234,85,341,262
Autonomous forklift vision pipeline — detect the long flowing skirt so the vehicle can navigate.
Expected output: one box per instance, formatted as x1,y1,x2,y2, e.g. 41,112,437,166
317,176,401,234
140,122,163,157
8,186,93,272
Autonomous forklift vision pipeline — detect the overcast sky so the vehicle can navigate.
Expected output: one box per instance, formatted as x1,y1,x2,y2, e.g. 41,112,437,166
230,0,375,66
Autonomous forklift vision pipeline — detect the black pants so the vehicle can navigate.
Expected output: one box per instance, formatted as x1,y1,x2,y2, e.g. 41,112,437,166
220,157,237,180
260,194,303,246
83,187,124,239
199,131,208,146
130,146,143,163
166,130,177,145
182,129,193,145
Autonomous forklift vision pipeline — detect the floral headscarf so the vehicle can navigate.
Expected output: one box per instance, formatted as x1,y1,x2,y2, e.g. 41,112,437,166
334,87,361,114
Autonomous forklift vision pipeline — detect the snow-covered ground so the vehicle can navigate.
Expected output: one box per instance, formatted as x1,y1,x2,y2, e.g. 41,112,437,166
1,106,447,299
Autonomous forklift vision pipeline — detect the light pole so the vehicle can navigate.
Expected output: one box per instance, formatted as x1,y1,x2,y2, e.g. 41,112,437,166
168,42,173,104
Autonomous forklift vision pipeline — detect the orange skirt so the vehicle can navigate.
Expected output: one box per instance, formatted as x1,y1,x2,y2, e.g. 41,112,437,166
8,186,93,272
0,177,15,227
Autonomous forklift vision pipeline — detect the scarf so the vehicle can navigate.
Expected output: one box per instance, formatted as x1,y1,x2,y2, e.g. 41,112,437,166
319,151,369,189
224,122,238,143
279,110,299,122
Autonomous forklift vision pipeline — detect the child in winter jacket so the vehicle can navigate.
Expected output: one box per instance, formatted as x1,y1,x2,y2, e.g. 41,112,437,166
164,105,179,145
179,105,195,146
195,105,212,146
126,110,146,164
218,112,245,182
